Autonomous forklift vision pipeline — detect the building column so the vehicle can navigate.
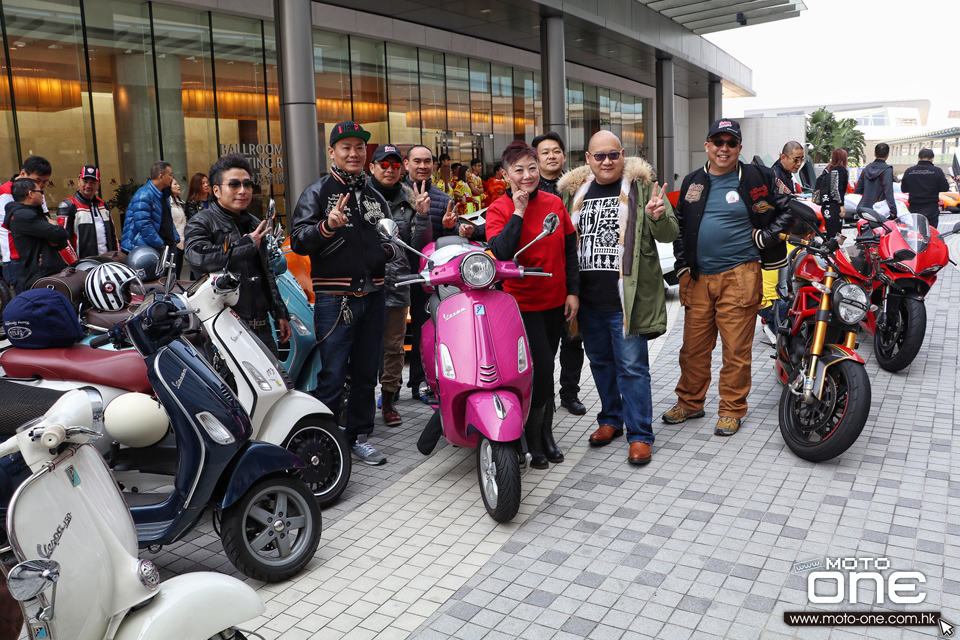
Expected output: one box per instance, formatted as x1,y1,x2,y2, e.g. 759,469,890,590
708,79,723,124
274,0,319,209
540,13,567,144
656,55,675,184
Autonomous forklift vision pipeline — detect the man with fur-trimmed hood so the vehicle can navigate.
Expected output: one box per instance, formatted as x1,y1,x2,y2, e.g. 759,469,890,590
558,130,678,467
368,144,433,427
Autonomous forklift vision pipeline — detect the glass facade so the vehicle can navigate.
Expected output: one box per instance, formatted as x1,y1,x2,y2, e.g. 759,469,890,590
0,0,649,221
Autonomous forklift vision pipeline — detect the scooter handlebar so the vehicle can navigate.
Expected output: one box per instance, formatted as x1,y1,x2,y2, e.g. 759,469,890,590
89,333,112,348
40,424,66,449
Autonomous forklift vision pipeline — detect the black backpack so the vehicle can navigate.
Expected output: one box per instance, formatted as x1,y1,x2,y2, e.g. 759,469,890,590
812,168,832,205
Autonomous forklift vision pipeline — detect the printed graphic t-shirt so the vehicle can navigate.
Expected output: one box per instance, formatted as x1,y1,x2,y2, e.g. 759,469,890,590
577,180,623,313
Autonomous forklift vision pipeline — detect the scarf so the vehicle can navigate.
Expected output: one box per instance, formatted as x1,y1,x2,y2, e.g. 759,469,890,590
370,176,402,201
331,165,366,190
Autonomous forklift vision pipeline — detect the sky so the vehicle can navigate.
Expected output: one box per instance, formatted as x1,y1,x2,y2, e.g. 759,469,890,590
704,0,958,125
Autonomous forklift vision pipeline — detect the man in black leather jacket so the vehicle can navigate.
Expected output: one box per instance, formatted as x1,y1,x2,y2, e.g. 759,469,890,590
901,148,949,228
184,153,291,355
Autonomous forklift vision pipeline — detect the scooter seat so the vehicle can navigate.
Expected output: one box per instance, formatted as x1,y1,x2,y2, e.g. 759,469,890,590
0,379,68,436
84,307,137,332
1,345,152,394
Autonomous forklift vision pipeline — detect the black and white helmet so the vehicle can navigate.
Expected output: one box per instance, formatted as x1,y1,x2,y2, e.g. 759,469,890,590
84,262,141,311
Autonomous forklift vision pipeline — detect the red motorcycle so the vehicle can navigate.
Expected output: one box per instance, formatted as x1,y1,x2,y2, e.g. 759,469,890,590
775,231,874,462
854,210,959,371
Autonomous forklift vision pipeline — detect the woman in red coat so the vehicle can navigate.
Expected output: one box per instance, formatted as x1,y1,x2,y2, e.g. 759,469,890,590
484,141,579,469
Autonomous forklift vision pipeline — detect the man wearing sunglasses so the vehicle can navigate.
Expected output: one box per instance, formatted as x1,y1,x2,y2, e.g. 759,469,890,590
558,130,678,466
291,121,400,466
368,144,433,426
772,141,805,195
6,177,71,291
664,119,811,437
184,153,291,357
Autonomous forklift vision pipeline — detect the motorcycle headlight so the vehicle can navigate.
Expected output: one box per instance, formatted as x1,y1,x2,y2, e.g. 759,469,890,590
888,262,913,274
833,282,869,324
460,253,496,288
919,265,942,277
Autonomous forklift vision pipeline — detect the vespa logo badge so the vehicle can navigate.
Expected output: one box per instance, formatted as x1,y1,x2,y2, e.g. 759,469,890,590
171,368,187,389
65,466,80,487
37,513,72,559
442,307,466,321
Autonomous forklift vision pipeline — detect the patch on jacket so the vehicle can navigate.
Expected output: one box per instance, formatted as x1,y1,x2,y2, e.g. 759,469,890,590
752,200,774,214
776,179,792,195
685,183,704,203
750,185,768,200
362,197,384,225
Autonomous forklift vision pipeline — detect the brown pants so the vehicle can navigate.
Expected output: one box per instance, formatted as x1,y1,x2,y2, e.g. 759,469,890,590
675,261,762,418
381,306,408,393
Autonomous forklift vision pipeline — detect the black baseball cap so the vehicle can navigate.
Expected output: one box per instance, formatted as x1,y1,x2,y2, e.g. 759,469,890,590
79,165,100,181
329,121,371,146
371,144,402,163
707,119,742,142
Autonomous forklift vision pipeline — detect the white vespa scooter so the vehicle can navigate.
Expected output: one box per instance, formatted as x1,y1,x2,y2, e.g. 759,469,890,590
0,388,265,640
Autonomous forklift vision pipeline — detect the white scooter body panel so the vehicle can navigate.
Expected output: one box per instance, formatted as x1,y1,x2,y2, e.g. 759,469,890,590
256,389,334,445
113,573,265,640
6,445,152,640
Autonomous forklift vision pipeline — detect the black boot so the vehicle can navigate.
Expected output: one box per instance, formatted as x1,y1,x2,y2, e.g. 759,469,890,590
524,405,549,469
542,396,564,463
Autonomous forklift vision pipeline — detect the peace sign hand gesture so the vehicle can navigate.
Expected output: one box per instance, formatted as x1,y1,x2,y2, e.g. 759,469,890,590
413,180,431,215
645,182,668,219
441,200,457,229
327,192,350,229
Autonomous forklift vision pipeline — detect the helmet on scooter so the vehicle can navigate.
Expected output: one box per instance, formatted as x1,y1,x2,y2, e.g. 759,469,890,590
84,262,141,311
126,246,162,282
104,393,169,447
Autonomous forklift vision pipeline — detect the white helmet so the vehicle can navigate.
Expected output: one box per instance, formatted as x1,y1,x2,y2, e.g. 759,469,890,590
104,393,168,448
85,262,141,311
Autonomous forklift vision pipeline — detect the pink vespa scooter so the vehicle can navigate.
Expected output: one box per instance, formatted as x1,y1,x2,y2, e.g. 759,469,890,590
378,215,559,522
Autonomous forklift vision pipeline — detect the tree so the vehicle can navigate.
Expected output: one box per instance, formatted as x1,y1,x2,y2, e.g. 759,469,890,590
806,107,866,166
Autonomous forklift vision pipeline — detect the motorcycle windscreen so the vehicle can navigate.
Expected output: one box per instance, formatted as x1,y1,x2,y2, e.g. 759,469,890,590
7,445,141,640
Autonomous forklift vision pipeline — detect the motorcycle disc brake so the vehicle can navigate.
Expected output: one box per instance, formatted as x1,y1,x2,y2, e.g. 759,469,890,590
795,374,838,436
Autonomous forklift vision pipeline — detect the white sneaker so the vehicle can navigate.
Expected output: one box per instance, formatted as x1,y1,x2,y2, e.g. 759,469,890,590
761,322,777,345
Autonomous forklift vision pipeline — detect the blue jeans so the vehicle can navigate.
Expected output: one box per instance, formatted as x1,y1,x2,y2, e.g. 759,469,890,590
578,305,654,444
3,260,21,294
313,291,386,443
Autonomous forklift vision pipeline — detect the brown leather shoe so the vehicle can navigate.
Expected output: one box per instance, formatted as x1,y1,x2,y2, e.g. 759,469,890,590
628,442,651,465
382,395,402,426
589,424,623,446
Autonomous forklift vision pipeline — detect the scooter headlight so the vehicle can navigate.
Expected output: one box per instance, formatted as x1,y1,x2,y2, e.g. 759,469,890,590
460,253,496,288
833,282,869,324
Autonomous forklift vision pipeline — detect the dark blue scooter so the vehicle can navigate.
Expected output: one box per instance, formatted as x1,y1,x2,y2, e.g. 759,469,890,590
83,291,322,583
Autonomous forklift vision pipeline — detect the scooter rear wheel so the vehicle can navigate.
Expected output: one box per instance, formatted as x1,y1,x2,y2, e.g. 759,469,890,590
221,475,322,583
284,416,351,507
476,436,521,523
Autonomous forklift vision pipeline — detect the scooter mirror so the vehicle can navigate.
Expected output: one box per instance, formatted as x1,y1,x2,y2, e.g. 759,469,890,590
892,248,916,262
542,213,559,235
7,559,59,602
377,218,400,240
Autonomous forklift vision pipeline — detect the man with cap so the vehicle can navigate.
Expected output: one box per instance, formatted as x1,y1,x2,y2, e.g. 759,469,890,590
57,166,119,259
663,119,809,437
291,122,400,466
368,144,433,426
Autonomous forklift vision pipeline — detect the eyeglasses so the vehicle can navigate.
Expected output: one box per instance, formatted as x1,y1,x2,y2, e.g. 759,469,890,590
787,155,804,163
29,189,44,194
709,137,740,149
587,151,622,162
378,161,402,171
220,180,254,190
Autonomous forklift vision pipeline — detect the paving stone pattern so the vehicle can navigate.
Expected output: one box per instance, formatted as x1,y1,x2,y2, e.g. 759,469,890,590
141,215,960,640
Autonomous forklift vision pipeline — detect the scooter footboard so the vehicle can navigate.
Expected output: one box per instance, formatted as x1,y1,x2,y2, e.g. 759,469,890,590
113,573,265,640
464,390,524,443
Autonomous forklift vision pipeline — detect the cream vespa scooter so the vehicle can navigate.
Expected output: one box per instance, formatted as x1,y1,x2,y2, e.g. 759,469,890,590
0,388,265,640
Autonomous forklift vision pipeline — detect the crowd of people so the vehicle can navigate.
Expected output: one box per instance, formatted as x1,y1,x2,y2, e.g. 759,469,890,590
1,118,954,470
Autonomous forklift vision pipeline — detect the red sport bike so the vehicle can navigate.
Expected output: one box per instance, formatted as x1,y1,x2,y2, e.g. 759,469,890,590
774,228,875,462
854,209,960,372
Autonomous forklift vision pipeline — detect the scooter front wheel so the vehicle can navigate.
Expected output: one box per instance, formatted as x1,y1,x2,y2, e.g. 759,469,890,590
284,416,351,507
476,436,521,523
221,476,322,583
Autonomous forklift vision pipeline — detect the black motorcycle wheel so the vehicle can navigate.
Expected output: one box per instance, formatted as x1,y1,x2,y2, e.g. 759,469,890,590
779,359,871,462
221,475,321,583
873,297,926,372
476,436,521,523
284,416,351,508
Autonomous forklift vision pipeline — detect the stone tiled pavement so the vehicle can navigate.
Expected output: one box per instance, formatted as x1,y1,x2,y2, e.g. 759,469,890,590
148,214,960,639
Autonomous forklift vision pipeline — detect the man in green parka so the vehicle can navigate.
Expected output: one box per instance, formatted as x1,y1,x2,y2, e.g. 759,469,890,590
558,130,678,466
